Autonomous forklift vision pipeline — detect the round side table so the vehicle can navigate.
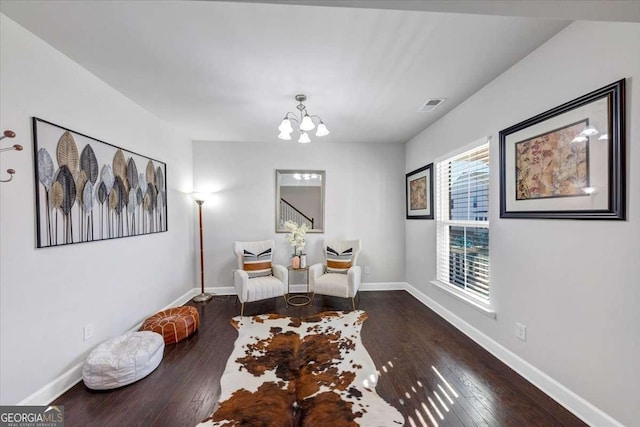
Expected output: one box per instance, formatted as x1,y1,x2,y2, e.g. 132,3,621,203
287,266,311,306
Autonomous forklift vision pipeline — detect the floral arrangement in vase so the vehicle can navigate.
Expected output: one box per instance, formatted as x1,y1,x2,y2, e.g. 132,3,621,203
284,221,308,268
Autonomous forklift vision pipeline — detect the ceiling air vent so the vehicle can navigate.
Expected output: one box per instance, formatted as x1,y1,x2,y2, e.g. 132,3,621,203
417,98,446,112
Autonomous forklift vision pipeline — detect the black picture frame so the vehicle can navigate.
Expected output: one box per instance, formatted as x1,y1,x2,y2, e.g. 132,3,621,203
499,79,625,220
406,163,434,219
33,117,168,248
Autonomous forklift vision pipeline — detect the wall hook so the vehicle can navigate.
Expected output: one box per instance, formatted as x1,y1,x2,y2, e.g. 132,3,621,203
0,130,23,183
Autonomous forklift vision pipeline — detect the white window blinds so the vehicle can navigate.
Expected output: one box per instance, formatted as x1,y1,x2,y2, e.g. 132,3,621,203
436,141,490,301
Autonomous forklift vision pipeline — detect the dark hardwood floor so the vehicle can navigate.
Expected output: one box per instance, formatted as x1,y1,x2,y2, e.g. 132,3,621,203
54,291,586,426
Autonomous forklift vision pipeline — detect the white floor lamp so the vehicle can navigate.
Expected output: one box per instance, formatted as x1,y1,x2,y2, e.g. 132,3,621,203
193,193,212,302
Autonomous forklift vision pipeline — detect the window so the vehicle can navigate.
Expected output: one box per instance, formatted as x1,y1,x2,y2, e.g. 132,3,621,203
436,141,490,302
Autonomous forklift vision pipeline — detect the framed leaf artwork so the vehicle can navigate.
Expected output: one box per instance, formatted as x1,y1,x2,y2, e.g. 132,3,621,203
499,79,625,220
32,118,168,248
406,163,433,219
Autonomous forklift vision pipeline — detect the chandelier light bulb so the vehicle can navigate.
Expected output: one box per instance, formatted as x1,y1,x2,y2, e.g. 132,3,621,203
298,132,311,143
278,131,292,140
300,113,315,131
316,122,330,137
598,133,609,140
278,118,293,133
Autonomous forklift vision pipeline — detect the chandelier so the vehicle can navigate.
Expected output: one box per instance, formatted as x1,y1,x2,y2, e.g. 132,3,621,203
278,94,329,143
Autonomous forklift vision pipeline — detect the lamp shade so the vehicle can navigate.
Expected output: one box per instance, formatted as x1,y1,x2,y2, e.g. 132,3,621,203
300,113,315,131
315,122,329,137
278,118,293,133
298,132,311,143
278,131,292,140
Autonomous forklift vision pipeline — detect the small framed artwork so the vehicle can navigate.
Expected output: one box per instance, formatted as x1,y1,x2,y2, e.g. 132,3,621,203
406,163,433,219
499,79,625,220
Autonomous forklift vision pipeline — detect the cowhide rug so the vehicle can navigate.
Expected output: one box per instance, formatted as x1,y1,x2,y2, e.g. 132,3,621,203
197,310,404,427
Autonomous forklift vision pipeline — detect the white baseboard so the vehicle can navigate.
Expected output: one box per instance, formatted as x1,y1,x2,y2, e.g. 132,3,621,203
17,362,85,407
361,282,407,291
18,287,197,406
204,286,235,295
166,288,199,308
286,284,309,293
203,282,407,295
404,283,623,427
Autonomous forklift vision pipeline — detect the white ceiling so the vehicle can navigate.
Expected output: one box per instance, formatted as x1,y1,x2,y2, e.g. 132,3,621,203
0,1,593,144
238,1,640,23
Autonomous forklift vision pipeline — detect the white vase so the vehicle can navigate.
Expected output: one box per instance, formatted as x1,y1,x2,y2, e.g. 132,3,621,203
300,255,307,268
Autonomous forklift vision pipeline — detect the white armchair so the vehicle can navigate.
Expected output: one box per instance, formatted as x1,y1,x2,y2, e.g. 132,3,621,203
233,240,288,316
309,239,362,310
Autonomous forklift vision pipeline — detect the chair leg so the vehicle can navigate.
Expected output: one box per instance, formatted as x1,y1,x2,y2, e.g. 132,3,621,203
241,302,245,317
351,297,356,311
311,292,316,304
283,294,289,308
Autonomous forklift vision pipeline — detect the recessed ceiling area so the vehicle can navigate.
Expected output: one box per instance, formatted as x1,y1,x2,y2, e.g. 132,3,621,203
0,1,575,144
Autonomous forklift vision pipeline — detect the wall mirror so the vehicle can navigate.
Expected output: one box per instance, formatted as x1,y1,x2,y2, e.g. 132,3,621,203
276,170,325,233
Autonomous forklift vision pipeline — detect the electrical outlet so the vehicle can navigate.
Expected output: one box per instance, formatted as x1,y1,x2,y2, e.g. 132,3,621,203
364,266,370,275
84,323,95,341
516,322,526,341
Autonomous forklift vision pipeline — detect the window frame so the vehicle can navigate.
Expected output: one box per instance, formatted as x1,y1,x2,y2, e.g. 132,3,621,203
431,137,495,317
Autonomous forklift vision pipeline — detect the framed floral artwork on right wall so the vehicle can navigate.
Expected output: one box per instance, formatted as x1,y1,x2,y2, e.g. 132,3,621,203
499,79,625,220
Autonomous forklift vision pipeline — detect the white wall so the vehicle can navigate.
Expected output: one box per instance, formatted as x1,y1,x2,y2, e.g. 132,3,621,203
0,15,195,404
193,140,405,286
405,21,640,426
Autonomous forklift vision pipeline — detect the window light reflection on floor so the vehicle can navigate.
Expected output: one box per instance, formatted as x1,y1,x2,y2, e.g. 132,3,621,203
376,361,461,427
415,408,430,427
428,396,444,420
434,390,449,412
437,384,454,405
421,401,439,427
404,366,461,427
432,366,459,398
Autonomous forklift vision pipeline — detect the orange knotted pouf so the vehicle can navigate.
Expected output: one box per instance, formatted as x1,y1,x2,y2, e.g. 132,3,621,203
140,306,199,345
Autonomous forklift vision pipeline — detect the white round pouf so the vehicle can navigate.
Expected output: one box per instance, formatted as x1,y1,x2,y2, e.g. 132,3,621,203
82,331,164,390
